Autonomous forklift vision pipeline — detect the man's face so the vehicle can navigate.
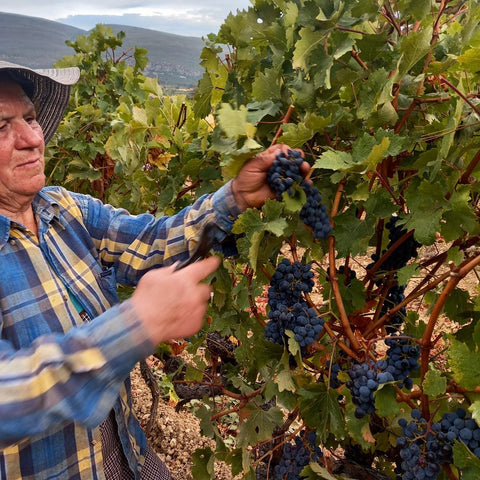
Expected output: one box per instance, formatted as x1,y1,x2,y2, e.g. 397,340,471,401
0,81,45,204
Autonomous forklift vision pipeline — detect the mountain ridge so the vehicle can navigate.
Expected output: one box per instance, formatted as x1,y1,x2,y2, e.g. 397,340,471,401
0,12,205,87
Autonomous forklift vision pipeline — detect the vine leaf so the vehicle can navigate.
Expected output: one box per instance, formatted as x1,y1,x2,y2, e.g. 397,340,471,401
442,186,480,242
333,208,376,257
217,103,257,139
393,28,432,82
191,447,215,480
404,180,447,245
314,150,356,171
236,406,284,446
292,27,328,71
447,246,465,267
245,100,281,125
233,201,288,270
452,442,480,480
303,462,357,479
298,384,345,442
448,336,480,390
469,400,480,426
396,264,419,286
375,384,401,417
356,69,393,119
275,368,297,393
423,368,447,397
252,68,282,101
278,122,317,148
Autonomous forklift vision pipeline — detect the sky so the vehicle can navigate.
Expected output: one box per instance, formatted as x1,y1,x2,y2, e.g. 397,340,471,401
0,0,252,37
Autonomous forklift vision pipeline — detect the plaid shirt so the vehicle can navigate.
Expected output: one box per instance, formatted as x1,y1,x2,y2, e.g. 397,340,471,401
0,182,239,479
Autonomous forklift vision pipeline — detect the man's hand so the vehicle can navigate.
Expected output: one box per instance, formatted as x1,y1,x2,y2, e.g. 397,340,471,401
130,256,220,344
231,144,309,211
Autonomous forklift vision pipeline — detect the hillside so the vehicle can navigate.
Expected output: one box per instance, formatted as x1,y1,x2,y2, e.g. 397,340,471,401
106,24,204,87
0,12,205,88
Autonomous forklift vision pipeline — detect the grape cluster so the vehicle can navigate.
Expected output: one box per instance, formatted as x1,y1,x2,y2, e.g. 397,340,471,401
338,265,357,284
381,284,407,333
266,150,331,239
265,259,324,354
380,216,422,272
396,409,452,480
438,408,480,457
274,430,323,480
347,336,419,418
267,149,305,200
266,301,324,350
299,183,332,239
396,407,480,480
368,216,422,276
367,216,421,332
268,259,315,309
377,336,420,389
346,362,381,418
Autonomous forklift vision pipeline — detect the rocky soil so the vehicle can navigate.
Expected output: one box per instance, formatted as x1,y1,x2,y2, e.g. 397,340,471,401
131,359,236,480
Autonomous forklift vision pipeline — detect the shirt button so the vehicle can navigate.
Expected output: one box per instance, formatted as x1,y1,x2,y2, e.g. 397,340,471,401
9,239,16,246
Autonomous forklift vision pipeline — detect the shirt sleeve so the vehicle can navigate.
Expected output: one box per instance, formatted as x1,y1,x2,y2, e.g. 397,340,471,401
0,301,153,448
71,180,242,285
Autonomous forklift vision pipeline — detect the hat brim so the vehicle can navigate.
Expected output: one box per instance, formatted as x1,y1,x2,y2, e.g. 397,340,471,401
0,61,80,144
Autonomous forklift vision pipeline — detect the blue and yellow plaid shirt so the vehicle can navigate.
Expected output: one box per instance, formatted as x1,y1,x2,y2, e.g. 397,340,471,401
0,182,239,479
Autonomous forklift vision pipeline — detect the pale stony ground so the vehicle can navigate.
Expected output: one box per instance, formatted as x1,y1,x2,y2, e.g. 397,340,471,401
131,361,236,480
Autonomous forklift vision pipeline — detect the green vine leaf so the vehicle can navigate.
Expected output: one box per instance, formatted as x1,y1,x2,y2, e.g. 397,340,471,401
448,336,480,390
236,406,284,447
453,442,480,480
423,368,447,397
298,384,345,442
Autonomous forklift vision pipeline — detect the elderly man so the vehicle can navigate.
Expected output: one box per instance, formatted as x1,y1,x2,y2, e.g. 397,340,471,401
0,61,308,479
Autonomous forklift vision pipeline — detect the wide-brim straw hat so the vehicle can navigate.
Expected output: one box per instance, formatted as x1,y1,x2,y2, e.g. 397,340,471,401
0,61,80,143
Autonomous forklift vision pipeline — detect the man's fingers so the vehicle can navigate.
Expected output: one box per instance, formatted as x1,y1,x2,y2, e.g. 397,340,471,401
176,255,221,282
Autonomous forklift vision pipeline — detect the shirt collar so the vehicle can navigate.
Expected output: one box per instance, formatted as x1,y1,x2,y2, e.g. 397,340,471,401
0,189,60,249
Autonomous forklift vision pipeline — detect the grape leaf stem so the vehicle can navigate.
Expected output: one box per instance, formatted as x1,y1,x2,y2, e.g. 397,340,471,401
442,463,460,480
270,105,295,147
210,387,263,421
440,76,480,117
245,265,266,327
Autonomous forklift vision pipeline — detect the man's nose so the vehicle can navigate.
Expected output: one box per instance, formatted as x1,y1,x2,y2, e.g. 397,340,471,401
15,120,43,148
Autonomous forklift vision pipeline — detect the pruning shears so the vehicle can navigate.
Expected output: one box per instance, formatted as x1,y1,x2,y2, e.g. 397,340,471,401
174,223,220,271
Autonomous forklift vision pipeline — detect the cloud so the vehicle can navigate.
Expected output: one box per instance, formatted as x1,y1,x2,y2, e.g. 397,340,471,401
0,0,251,37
